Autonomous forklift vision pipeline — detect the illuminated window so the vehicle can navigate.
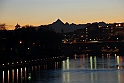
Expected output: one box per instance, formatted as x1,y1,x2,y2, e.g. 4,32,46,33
98,26,102,28
81,35,83,37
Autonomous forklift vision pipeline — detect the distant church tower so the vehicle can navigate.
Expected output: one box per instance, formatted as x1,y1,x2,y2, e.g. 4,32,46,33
15,23,20,30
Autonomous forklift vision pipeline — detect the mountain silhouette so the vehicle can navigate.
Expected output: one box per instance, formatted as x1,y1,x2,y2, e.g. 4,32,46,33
52,19,64,25
65,22,69,25
37,20,109,33
49,19,65,32
49,19,86,33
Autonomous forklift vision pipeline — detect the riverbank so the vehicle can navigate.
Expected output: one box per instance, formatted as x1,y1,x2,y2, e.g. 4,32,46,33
61,42,124,56
0,56,67,70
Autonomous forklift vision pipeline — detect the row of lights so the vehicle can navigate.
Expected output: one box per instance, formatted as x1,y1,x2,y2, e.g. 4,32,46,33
102,53,117,56
2,56,60,66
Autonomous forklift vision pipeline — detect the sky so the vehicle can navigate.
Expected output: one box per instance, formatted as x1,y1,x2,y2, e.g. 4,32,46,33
0,0,124,30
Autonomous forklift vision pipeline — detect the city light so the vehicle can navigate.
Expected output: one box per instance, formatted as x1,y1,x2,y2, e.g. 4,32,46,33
81,35,83,37
19,41,22,44
98,26,102,28
119,24,121,26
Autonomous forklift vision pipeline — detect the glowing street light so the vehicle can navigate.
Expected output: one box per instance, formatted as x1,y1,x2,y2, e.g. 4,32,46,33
117,38,118,41
19,41,22,44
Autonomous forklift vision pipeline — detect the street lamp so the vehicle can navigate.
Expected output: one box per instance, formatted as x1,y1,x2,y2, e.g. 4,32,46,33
19,40,22,44
117,38,118,41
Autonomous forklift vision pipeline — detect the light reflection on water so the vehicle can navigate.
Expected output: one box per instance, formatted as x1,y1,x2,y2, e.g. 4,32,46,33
7,70,9,83
1,55,124,83
12,69,14,83
2,71,4,83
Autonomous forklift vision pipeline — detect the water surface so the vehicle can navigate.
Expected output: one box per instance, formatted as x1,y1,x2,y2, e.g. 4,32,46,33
1,54,124,83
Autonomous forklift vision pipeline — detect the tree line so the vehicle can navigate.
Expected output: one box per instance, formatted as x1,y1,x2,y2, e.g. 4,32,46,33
0,24,64,63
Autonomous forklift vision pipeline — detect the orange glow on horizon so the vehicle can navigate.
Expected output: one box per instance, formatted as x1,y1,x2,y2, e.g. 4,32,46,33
0,0,124,30
5,19,124,30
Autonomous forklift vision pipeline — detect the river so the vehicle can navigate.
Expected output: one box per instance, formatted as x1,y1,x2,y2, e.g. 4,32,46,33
1,54,124,83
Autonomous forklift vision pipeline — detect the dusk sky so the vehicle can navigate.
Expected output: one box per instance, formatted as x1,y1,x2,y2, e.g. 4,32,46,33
0,0,124,29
